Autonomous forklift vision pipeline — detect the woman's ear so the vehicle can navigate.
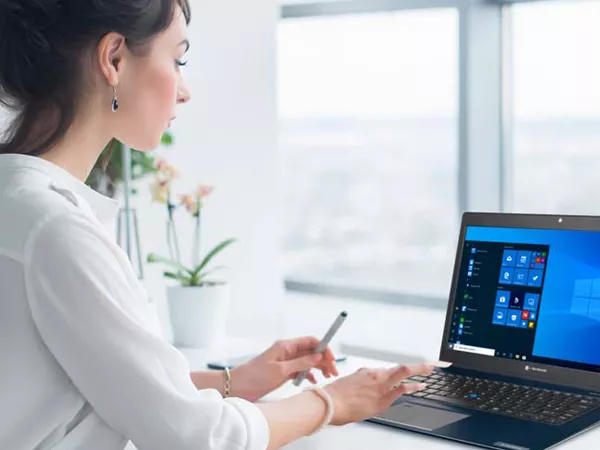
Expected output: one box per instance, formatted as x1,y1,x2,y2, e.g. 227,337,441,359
97,32,127,87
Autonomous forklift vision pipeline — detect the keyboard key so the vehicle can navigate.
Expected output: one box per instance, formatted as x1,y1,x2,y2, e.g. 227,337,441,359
410,376,427,382
425,394,474,407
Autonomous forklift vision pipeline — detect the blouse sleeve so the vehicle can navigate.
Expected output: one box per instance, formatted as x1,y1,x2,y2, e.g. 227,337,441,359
23,211,270,450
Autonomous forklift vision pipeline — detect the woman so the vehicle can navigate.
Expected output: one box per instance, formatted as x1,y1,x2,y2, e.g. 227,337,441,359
0,1,432,449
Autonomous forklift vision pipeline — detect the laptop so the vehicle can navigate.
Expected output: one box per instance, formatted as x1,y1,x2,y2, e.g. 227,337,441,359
369,212,600,450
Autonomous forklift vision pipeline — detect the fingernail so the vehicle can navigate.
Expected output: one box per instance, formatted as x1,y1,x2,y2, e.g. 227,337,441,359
416,383,427,391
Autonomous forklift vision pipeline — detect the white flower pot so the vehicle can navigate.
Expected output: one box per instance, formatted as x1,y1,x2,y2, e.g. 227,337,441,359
167,283,231,349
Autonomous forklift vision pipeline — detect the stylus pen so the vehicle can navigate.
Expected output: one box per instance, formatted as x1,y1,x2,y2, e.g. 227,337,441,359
293,311,348,386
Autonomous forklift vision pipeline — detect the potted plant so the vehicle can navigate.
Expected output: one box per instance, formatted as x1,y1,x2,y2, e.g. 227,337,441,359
147,159,236,348
87,132,174,198
86,132,175,280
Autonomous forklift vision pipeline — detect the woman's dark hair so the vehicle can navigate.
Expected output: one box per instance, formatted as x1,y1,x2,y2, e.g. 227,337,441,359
0,0,191,156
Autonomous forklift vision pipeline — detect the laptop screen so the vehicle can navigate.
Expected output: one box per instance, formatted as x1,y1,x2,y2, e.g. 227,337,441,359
447,225,600,374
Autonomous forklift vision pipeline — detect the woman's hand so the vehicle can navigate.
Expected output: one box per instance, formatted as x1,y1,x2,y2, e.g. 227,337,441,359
231,336,339,402
323,363,434,426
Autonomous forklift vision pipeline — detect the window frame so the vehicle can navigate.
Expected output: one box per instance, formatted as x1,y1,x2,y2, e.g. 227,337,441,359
279,0,550,309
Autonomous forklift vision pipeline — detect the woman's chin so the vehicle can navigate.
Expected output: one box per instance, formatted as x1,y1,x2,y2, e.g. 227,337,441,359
126,136,164,152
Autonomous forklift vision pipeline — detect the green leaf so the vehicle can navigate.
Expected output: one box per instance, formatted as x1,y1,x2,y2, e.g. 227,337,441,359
189,274,201,286
161,132,174,146
196,265,227,282
163,271,192,285
147,253,194,276
192,239,237,276
87,138,159,195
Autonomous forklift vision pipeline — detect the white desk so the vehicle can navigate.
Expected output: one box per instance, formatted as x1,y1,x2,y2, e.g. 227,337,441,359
179,345,600,450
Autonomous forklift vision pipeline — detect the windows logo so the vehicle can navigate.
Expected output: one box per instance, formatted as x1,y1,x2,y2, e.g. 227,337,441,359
571,279,600,320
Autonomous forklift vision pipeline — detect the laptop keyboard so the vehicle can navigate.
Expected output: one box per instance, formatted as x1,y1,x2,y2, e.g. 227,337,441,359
406,372,600,425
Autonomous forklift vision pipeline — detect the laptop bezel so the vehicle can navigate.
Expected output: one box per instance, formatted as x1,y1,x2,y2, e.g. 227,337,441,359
439,212,600,393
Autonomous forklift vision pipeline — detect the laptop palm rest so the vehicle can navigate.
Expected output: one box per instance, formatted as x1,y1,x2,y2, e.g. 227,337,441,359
377,403,470,431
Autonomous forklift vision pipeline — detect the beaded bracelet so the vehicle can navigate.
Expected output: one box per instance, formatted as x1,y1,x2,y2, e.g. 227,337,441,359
223,367,231,398
303,386,335,435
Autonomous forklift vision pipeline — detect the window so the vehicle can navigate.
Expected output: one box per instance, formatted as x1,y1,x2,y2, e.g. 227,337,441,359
508,1,600,215
278,9,459,298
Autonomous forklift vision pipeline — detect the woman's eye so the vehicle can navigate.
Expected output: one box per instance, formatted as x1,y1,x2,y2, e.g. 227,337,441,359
176,60,188,67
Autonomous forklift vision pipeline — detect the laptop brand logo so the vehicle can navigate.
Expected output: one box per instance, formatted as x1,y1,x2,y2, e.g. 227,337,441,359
525,365,547,373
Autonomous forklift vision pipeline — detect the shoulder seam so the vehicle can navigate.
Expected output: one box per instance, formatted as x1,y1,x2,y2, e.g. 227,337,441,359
22,210,90,270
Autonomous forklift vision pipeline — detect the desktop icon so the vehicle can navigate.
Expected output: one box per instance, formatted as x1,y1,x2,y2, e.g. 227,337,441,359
496,290,510,306
506,311,520,327
510,291,525,309
524,293,540,311
493,308,507,325
514,269,528,285
516,251,531,268
499,269,514,284
502,250,517,267
462,306,467,312
529,321,535,329
528,270,543,288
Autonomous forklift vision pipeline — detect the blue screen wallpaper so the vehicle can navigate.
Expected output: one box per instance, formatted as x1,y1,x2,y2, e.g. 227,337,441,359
466,226,600,369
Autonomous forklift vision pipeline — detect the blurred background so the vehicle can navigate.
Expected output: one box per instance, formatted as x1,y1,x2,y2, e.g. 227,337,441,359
5,0,600,361
130,0,600,359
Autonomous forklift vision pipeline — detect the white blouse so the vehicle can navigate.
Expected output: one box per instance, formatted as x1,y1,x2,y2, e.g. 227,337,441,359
0,154,269,450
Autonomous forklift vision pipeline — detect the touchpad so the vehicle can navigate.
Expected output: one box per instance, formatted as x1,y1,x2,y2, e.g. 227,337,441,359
377,403,470,431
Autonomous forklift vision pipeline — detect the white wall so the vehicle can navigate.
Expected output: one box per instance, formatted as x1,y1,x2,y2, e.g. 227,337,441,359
136,0,285,342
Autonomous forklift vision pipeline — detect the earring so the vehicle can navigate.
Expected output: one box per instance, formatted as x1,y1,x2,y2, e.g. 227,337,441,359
111,85,119,112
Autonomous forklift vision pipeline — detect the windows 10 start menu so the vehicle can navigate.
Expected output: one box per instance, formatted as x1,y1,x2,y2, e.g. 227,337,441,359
448,241,549,362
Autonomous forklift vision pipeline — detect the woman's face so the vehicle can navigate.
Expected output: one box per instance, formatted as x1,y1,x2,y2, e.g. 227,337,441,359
113,7,191,151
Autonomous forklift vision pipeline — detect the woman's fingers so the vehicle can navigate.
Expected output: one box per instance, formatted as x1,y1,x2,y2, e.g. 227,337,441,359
384,363,434,391
323,347,340,376
383,381,428,405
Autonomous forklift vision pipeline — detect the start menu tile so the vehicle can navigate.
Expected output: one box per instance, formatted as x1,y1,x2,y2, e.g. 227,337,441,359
449,241,550,362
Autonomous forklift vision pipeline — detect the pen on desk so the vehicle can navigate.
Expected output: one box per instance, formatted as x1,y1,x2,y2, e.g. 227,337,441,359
293,311,348,386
